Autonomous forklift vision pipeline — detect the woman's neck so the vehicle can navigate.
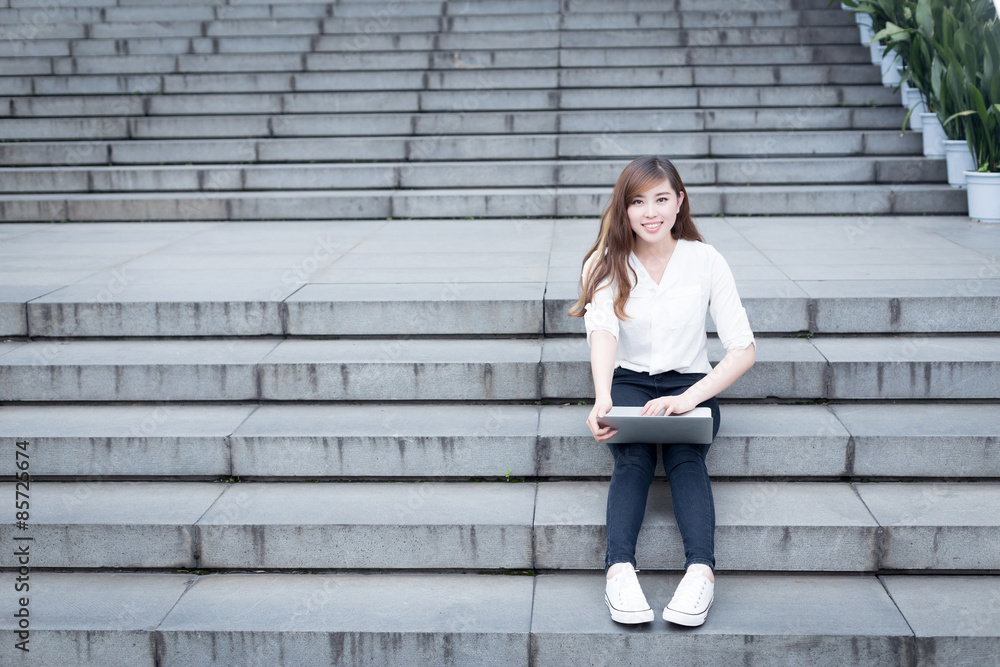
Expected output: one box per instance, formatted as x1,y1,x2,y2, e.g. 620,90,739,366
632,236,679,285
633,235,678,262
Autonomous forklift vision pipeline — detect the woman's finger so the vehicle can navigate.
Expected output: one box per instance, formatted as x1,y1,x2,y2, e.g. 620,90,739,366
594,427,617,442
586,414,616,441
586,416,604,436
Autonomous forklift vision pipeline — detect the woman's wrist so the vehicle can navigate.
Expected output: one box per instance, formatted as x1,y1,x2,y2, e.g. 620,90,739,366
678,387,702,407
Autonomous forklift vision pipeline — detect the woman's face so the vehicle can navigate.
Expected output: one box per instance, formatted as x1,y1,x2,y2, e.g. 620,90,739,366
626,178,685,246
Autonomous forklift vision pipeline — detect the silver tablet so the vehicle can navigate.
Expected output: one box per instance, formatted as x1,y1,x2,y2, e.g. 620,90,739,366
596,406,714,445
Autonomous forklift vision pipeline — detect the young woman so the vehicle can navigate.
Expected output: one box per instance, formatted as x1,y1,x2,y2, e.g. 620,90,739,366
569,155,756,626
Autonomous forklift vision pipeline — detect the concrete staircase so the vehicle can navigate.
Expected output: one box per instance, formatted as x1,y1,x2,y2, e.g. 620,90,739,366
1,0,999,665
0,0,968,219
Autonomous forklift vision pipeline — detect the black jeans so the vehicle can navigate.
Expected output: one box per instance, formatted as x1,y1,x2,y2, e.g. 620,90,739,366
605,367,721,572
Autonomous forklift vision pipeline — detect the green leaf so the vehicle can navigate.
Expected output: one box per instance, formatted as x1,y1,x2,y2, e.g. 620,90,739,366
972,86,989,125
901,103,917,133
930,56,946,111
939,9,958,51
985,26,1000,101
873,22,910,44
963,43,979,83
985,36,998,90
915,0,933,40
943,109,977,126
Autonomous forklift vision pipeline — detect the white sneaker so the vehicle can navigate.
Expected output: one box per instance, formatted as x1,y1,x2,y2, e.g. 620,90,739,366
663,569,714,626
604,563,654,624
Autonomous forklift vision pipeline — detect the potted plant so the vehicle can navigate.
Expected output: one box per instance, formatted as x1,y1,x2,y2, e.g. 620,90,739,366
841,0,937,134
857,0,943,150
840,0,998,215
869,0,990,169
844,0,909,81
945,15,1000,221
932,0,995,185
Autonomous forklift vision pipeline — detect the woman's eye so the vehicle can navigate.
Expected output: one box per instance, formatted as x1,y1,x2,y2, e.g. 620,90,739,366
631,199,643,206
657,197,669,203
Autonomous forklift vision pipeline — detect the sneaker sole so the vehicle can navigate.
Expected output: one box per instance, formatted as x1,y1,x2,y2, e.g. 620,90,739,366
663,597,713,627
605,594,654,624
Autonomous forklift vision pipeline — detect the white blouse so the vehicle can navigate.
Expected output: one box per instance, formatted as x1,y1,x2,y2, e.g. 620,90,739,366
583,239,755,375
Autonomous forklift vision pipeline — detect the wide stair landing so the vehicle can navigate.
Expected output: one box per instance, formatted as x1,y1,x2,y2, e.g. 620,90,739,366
1,0,999,666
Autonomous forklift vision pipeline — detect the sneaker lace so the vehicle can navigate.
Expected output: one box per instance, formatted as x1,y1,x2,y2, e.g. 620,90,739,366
615,571,649,609
671,574,708,608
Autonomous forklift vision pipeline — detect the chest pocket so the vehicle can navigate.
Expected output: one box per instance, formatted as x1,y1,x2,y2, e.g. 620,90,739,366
661,284,704,329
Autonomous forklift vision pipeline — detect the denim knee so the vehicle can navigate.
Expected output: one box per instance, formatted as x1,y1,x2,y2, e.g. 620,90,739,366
607,442,657,476
661,443,709,477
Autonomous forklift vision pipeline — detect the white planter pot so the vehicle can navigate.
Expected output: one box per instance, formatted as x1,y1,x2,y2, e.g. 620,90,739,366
870,42,883,65
856,12,874,45
944,141,976,187
858,23,875,46
881,53,902,86
964,171,1000,223
920,112,946,157
904,89,926,129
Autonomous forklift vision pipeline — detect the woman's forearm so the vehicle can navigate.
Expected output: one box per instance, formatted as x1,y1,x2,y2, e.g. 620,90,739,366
683,343,756,405
590,330,618,399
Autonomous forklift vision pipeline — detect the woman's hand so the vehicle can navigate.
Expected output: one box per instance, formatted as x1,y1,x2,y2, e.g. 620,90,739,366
586,394,617,442
640,392,698,417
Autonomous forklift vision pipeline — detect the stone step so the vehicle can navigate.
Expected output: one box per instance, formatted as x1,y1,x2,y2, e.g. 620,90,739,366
0,84,903,116
0,20,861,45
0,107,913,141
1,336,998,402
3,215,993,337
0,2,557,23
545,279,1000,336
1,403,997,480
0,18,870,55
0,16,870,62
0,183,967,221
0,127,921,165
3,63,883,97
3,0,839,8
0,17,856,42
0,15,860,41
543,336,1000,401
0,4,856,24
7,271,995,340
0,44,877,74
536,480,1000,571
0,480,996,570
0,157,943,194
3,571,988,667
533,573,987,666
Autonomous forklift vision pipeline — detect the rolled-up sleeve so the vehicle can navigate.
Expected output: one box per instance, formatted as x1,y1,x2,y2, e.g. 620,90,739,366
581,252,619,346
584,281,619,346
708,248,755,352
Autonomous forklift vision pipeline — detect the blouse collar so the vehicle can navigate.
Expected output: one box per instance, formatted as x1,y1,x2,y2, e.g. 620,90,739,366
630,239,687,292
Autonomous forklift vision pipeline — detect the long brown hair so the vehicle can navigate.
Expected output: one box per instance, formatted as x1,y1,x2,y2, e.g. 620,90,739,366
568,156,703,320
